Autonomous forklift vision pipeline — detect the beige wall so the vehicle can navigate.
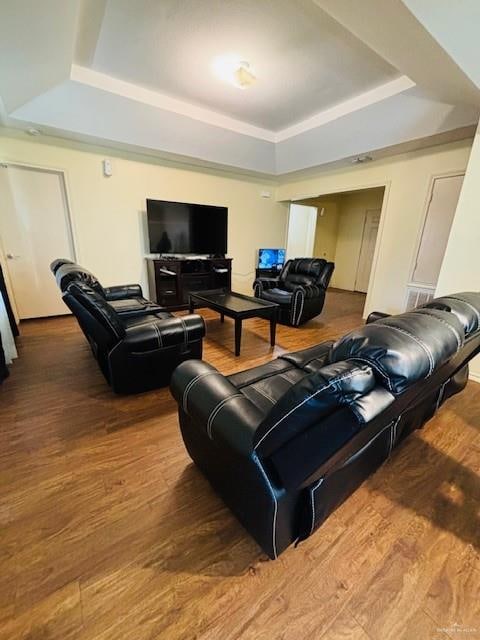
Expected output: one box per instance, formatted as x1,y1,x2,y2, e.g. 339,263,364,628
437,127,480,380
310,199,339,263
0,133,288,298
278,139,472,317
333,188,385,291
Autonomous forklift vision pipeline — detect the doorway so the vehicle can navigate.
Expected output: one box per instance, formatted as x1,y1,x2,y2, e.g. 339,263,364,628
288,187,385,298
0,163,76,319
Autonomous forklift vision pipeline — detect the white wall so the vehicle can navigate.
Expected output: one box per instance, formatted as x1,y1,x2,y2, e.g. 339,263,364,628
278,139,472,317
436,126,480,379
286,204,317,260
0,132,288,300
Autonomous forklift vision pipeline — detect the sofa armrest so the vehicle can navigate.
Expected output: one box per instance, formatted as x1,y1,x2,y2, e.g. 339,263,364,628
104,284,143,301
122,314,205,353
171,360,265,455
253,277,280,295
365,311,391,325
290,283,323,299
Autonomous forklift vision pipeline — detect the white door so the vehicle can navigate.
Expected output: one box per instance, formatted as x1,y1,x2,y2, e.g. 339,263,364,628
355,209,380,293
412,174,464,286
286,204,317,260
0,164,76,319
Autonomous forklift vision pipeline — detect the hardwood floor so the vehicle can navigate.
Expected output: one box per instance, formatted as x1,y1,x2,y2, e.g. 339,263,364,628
1,288,479,639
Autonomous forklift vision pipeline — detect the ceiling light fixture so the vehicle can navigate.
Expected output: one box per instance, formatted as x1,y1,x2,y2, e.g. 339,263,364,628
212,55,257,89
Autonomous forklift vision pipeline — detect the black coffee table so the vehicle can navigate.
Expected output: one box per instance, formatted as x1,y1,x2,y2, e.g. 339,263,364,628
189,289,279,356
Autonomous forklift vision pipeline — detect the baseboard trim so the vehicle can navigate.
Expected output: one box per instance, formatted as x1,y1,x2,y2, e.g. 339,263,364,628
468,371,480,384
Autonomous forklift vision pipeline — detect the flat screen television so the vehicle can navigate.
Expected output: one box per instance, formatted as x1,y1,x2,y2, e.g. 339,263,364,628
258,248,286,271
146,199,228,255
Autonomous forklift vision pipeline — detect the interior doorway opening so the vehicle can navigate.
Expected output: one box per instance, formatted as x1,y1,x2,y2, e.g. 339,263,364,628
286,187,386,317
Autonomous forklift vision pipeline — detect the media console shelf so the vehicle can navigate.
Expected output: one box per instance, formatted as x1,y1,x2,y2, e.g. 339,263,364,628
146,257,232,310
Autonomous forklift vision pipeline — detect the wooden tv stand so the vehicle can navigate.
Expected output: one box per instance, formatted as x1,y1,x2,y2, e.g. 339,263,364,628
146,257,232,311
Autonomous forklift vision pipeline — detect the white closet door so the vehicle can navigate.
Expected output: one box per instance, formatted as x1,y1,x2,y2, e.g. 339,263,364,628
0,165,75,319
412,174,464,286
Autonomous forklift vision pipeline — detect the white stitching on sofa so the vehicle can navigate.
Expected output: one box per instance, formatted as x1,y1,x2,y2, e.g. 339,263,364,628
153,323,163,348
206,394,244,439
182,371,218,412
309,477,324,536
251,385,277,405
253,452,278,559
374,322,435,376
254,370,367,450
415,311,463,350
179,317,189,347
345,356,394,393
296,290,305,325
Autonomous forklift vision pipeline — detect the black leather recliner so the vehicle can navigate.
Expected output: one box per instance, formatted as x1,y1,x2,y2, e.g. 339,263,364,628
52,260,164,318
253,258,334,326
63,281,205,394
171,292,480,558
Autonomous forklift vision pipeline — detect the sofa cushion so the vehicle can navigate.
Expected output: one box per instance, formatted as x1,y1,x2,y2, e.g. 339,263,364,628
260,288,293,305
329,310,464,395
253,361,376,457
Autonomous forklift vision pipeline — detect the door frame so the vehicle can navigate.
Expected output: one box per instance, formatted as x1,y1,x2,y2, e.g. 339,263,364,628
0,161,78,319
354,208,381,293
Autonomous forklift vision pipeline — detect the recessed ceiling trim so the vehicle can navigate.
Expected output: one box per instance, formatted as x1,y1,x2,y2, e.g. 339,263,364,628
275,75,415,141
70,65,276,142
70,65,415,144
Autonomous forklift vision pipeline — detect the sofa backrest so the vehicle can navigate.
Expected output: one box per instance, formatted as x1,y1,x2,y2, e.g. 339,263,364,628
329,308,464,395
50,258,75,274
280,258,334,289
56,263,106,298
64,281,125,349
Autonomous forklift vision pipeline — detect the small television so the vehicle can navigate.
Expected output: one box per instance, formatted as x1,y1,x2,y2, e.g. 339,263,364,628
147,199,228,255
258,248,286,271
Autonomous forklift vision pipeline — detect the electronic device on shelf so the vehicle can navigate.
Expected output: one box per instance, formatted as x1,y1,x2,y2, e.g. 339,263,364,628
158,267,176,276
257,248,286,271
146,199,228,255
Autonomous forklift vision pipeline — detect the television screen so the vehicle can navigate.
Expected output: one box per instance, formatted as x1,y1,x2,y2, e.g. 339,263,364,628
147,199,228,255
258,248,286,270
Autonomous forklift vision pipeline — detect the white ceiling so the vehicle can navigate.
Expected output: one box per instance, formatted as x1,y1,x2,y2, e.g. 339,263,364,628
1,0,480,176
91,0,399,130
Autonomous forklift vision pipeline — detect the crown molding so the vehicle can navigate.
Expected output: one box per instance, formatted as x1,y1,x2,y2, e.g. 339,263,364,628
70,65,276,142
70,65,415,145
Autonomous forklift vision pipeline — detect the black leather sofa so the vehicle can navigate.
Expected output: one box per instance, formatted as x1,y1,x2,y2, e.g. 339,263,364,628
253,258,334,326
171,292,480,558
51,260,205,394
52,260,164,318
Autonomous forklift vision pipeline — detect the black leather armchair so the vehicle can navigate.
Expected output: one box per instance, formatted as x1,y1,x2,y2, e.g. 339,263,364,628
52,260,163,318
253,258,334,326
63,281,205,394
171,292,480,558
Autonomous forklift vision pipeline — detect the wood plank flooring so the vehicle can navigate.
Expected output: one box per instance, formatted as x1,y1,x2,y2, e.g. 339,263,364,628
1,289,479,639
